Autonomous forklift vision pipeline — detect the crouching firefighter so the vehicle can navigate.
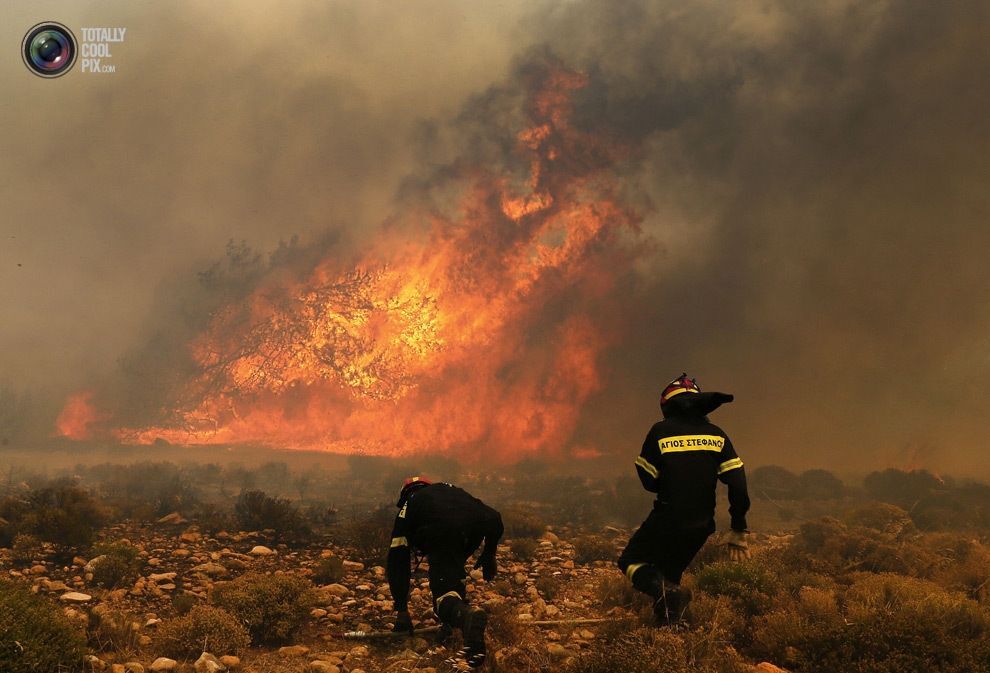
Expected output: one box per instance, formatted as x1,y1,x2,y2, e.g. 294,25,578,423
618,374,752,626
387,477,504,668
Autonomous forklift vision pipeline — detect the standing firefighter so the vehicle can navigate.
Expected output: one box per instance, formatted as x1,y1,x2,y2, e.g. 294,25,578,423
387,477,504,668
618,374,752,625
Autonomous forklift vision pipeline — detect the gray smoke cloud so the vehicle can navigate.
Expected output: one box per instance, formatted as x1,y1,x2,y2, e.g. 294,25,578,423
1,0,988,476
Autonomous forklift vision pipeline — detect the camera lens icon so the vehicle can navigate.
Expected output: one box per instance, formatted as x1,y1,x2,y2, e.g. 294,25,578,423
22,22,77,78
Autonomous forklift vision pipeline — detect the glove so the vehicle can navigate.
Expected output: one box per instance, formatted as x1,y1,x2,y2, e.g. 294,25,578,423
473,553,498,581
392,610,414,634
723,529,750,562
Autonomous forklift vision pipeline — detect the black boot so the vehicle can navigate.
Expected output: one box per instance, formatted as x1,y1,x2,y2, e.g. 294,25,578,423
461,606,488,668
652,581,690,626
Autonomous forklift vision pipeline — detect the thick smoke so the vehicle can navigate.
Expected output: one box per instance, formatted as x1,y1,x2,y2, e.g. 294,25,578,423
2,1,989,475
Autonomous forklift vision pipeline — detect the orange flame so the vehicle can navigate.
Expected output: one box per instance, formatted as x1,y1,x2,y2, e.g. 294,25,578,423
61,62,642,461
55,390,102,440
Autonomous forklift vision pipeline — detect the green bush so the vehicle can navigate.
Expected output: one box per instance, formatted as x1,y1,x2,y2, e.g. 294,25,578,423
312,555,345,585
694,558,779,617
89,542,142,589
211,572,315,645
156,605,250,658
573,535,616,565
0,578,86,673
510,537,539,561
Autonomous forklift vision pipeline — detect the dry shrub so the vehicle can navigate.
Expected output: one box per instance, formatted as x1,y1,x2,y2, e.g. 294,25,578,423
339,505,394,565
89,541,142,589
501,505,545,539
0,578,86,673
89,607,142,654
791,516,937,576
535,573,561,600
156,605,249,658
312,554,345,584
572,535,616,565
926,533,990,603
510,537,539,561
694,557,779,617
752,573,990,673
570,626,742,673
10,533,42,564
841,502,915,536
211,572,315,645
595,571,639,610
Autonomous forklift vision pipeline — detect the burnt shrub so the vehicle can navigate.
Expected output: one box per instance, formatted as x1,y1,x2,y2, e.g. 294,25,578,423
211,572,315,645
749,465,799,500
156,605,250,658
510,537,539,561
339,505,394,565
0,480,106,554
10,533,43,565
234,490,310,542
535,573,561,600
797,469,845,499
570,626,742,673
89,541,142,589
573,534,617,565
501,505,545,539
312,555,345,585
0,578,86,673
863,468,943,509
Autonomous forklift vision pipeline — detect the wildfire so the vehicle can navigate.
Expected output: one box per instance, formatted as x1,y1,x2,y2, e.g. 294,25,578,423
55,390,102,441
60,61,642,461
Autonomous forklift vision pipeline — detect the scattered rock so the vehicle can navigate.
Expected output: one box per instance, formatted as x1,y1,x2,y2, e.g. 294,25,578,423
158,512,187,525
194,652,226,673
149,658,178,672
278,645,310,657
249,545,275,556
219,655,240,669
60,591,92,602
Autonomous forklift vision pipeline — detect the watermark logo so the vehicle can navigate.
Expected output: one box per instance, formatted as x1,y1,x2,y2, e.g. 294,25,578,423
79,27,126,74
22,23,127,78
22,22,77,78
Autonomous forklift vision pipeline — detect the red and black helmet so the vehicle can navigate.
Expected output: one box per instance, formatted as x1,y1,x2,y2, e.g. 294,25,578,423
660,373,701,406
397,476,432,507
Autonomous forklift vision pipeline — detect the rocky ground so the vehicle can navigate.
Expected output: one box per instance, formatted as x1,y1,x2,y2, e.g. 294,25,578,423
1,518,790,673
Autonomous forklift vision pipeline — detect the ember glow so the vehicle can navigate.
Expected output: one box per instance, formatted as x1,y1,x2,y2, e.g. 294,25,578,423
59,63,641,461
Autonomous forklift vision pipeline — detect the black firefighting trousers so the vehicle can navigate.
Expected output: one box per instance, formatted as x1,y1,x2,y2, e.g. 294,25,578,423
617,507,714,592
420,527,485,626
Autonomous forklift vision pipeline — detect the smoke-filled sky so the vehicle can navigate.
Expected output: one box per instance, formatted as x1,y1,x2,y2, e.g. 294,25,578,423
1,0,989,476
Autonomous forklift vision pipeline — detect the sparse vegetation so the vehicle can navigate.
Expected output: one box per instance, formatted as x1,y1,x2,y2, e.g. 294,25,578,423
211,572,316,645
0,578,86,673
89,541,142,589
312,554,345,584
156,605,250,658
510,536,540,560
573,534,616,565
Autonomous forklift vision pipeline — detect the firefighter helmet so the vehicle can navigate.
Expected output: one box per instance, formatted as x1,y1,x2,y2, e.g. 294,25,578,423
397,476,432,507
661,373,701,406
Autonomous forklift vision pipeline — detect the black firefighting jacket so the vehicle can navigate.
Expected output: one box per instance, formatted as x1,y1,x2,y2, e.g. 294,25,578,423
386,483,503,612
634,416,750,531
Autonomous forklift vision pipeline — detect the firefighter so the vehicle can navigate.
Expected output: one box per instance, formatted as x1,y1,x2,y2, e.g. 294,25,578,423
618,373,752,625
387,477,503,668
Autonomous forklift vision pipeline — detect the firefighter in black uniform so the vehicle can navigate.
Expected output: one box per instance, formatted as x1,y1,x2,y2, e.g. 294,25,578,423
618,374,751,625
386,477,504,668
